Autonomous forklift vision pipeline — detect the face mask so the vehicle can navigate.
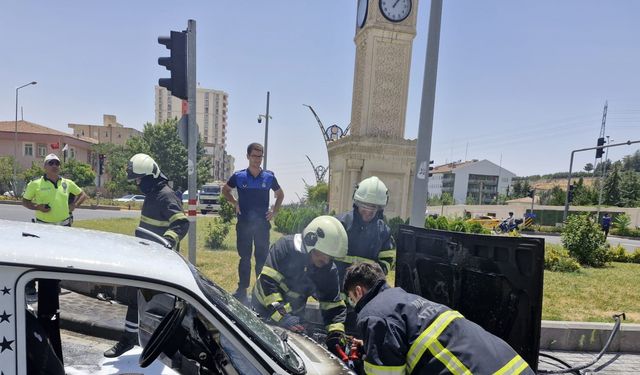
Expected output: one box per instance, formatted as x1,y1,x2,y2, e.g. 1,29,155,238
139,175,157,195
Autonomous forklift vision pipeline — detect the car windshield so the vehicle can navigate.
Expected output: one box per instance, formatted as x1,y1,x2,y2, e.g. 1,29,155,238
202,185,220,194
120,194,134,199
189,265,304,373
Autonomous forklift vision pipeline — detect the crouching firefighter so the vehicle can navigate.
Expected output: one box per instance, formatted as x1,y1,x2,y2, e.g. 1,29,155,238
104,153,189,358
344,262,535,375
252,215,349,356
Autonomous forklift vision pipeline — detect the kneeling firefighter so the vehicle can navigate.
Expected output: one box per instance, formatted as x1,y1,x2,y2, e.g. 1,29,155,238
252,215,349,356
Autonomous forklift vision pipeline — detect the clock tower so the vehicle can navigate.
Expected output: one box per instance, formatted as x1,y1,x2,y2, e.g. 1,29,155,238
328,0,419,218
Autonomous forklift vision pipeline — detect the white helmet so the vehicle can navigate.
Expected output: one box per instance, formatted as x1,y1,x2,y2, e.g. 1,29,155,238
126,153,161,181
353,176,388,208
302,216,348,259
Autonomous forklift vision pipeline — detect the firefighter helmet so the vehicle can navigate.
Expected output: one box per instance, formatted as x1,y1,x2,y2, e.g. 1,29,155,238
302,216,348,258
126,153,161,181
353,176,389,208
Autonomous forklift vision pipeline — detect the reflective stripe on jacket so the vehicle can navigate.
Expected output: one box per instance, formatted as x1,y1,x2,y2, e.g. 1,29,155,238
335,209,396,283
252,234,346,333
139,181,189,247
355,281,534,375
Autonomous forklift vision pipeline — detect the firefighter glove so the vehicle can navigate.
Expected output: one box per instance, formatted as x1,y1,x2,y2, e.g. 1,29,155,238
279,314,305,333
325,331,347,356
163,236,176,250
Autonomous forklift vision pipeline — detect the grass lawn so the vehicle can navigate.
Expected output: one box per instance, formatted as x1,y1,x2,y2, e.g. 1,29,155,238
75,217,640,323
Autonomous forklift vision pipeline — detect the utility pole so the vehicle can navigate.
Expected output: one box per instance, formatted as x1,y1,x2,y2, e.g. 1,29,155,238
596,136,613,218
410,0,442,227
593,101,607,173
257,92,271,170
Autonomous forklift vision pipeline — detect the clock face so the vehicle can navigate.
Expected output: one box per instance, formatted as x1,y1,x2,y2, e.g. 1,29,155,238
379,0,411,22
357,0,369,28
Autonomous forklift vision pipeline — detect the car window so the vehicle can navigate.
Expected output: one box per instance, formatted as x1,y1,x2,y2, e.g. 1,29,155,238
191,267,304,373
202,185,220,194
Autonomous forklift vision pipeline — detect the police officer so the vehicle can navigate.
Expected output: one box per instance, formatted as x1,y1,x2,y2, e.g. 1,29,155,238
252,215,348,355
22,153,87,226
223,142,284,303
335,176,395,285
344,262,535,375
104,153,189,358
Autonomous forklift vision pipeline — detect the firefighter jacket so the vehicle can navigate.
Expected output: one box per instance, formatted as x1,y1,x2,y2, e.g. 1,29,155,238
335,208,396,282
354,281,534,375
139,179,189,248
252,234,346,334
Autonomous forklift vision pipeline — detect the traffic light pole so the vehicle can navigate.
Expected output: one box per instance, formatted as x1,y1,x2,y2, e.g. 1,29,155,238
563,139,640,222
186,20,197,264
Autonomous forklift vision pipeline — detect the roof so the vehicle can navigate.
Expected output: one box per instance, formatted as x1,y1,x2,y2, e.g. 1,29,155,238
0,219,197,290
432,160,478,173
0,120,98,144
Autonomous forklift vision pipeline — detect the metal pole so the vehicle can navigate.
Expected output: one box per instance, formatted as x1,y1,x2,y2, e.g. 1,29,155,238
13,81,37,196
264,91,270,170
563,151,576,222
410,0,442,227
596,136,612,218
186,19,197,264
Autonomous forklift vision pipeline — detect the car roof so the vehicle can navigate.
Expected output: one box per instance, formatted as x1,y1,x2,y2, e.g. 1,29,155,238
0,219,197,290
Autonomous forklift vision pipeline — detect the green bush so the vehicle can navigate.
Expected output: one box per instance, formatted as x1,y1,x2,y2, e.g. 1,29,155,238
435,216,449,230
273,204,324,234
544,244,581,272
205,218,230,249
388,216,409,240
613,213,631,235
630,248,640,264
561,214,609,267
218,195,235,223
607,244,630,263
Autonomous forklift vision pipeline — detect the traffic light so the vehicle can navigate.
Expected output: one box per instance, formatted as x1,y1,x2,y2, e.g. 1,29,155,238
595,137,605,159
98,154,105,175
158,30,187,100
568,184,575,203
428,160,434,177
527,189,535,198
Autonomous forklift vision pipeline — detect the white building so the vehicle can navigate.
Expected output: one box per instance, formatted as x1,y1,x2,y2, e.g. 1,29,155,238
428,159,516,204
155,86,232,180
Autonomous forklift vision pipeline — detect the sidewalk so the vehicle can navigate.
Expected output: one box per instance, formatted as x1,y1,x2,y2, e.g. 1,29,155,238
58,291,640,373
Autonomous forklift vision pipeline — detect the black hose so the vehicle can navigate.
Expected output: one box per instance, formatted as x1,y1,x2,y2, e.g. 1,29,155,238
538,352,580,375
537,313,626,374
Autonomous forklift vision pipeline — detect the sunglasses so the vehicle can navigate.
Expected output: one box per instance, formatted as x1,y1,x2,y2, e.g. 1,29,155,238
47,160,60,166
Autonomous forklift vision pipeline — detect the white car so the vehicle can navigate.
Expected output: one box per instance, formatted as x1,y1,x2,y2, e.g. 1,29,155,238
113,194,146,203
0,220,352,375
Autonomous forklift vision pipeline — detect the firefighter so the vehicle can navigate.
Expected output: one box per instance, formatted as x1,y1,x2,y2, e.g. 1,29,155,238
252,215,348,355
335,176,395,287
104,153,189,358
344,262,535,375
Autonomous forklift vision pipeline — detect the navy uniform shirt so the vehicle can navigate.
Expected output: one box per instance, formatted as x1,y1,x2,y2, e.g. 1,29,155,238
227,169,280,222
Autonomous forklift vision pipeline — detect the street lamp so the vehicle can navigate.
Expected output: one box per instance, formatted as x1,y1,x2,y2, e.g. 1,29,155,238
13,81,37,197
257,91,272,170
596,136,613,218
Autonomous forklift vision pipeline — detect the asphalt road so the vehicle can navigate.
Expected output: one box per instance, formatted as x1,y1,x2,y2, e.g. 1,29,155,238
0,203,140,223
523,233,640,253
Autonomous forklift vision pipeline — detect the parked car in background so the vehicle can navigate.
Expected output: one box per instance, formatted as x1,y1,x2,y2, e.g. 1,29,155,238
198,183,222,214
466,215,501,230
113,194,146,203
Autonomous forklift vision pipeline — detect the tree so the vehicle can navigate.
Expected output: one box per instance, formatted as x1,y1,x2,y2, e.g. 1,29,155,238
561,213,608,267
0,156,17,193
621,149,640,172
305,182,328,205
540,186,565,206
572,177,592,206
619,171,640,207
511,180,523,198
603,164,622,206
20,162,44,185
583,163,594,173
60,159,95,187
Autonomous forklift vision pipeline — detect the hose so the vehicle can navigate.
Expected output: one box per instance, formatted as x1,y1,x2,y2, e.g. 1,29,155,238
537,313,625,374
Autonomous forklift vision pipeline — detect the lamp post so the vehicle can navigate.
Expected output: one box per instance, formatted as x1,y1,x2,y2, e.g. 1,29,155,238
13,81,37,196
257,91,272,170
596,136,613,218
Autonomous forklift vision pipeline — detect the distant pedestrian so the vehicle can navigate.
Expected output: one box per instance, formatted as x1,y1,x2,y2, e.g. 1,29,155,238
222,142,284,304
602,213,612,238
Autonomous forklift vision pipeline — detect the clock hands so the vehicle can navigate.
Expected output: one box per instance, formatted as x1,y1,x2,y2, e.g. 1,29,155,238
393,0,401,8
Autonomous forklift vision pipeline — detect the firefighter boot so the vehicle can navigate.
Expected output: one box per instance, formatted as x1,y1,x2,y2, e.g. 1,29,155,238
103,332,137,358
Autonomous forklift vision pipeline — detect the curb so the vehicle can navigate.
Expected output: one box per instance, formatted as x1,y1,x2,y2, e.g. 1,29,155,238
0,200,122,211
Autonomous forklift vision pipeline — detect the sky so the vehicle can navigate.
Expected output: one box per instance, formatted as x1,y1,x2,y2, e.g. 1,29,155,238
2,1,639,203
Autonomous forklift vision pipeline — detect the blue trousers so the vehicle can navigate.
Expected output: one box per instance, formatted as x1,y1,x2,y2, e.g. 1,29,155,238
236,219,271,289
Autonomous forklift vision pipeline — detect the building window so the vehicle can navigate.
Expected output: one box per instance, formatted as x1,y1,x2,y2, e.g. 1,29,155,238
70,148,75,159
37,144,47,157
24,143,33,157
